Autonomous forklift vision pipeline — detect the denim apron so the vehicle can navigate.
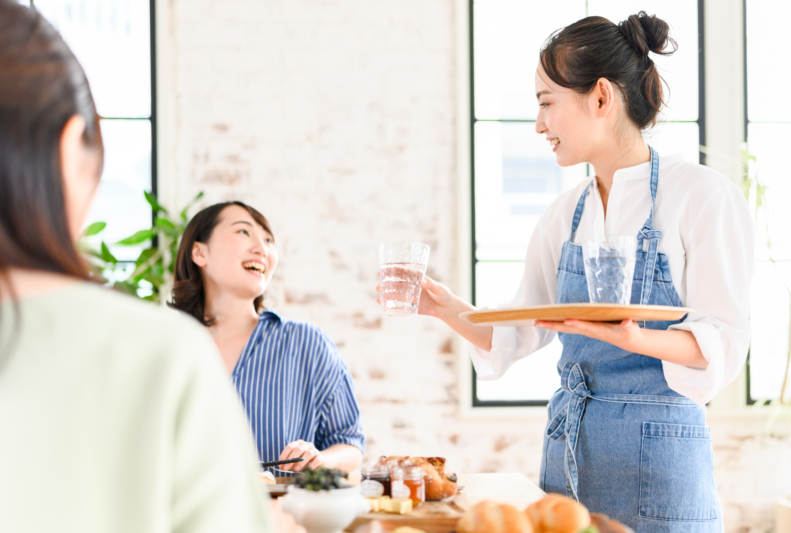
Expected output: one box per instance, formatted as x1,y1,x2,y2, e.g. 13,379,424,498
539,148,722,532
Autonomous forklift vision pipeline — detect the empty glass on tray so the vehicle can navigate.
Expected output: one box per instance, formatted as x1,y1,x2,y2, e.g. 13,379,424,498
582,236,637,305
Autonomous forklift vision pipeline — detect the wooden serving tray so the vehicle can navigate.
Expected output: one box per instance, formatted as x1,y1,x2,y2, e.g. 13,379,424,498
460,304,692,327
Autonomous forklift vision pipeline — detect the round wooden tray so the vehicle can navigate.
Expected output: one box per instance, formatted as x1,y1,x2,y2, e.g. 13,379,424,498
460,304,692,327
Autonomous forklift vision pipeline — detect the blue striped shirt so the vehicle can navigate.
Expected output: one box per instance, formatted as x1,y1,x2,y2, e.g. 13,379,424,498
231,310,365,469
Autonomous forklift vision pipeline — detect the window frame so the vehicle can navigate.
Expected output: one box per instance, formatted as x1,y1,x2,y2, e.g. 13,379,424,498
467,0,707,408
27,0,159,262
742,0,791,406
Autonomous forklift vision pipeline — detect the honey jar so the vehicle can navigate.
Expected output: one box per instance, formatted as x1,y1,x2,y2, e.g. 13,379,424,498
391,465,425,506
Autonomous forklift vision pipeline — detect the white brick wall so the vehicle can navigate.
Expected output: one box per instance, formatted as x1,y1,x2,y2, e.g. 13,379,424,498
163,1,789,531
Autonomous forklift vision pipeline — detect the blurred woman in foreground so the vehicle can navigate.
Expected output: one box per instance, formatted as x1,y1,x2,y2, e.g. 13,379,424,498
0,3,301,531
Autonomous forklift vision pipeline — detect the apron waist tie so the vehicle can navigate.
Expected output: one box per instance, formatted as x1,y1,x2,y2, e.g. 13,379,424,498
546,363,698,502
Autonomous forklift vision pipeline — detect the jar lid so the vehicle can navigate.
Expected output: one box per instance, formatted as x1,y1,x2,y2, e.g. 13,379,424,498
362,464,390,476
404,466,426,480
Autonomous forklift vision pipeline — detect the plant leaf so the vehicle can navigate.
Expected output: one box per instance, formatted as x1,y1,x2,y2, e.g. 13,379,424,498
180,191,205,221
83,221,106,237
155,217,176,229
155,217,180,237
134,247,158,267
116,229,155,246
144,191,168,215
100,242,118,264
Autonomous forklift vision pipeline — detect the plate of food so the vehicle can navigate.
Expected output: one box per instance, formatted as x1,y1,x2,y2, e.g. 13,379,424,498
459,303,692,327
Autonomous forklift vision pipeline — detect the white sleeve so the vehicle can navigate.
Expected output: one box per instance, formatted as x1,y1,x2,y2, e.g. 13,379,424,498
665,183,754,405
468,216,559,380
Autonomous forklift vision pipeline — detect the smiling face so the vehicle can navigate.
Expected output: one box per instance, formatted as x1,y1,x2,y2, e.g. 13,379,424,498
191,205,278,301
535,63,614,167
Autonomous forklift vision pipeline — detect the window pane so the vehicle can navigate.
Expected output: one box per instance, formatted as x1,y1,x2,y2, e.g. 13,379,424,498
475,261,562,402
34,0,151,118
749,261,790,400
473,0,586,120
746,1,791,122
587,0,699,122
748,123,791,261
643,122,700,164
84,119,152,261
475,261,525,308
474,121,588,261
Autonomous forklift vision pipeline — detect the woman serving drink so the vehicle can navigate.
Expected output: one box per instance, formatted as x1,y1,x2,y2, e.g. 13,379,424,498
378,12,753,532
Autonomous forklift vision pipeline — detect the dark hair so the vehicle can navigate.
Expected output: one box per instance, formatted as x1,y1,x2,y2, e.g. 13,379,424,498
540,11,677,130
0,3,103,302
169,202,274,327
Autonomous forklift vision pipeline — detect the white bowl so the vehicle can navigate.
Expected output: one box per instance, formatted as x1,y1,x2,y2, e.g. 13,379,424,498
280,485,370,533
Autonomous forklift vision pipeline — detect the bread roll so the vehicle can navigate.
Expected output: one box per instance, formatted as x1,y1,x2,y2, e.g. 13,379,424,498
590,513,635,533
458,500,534,533
525,494,590,533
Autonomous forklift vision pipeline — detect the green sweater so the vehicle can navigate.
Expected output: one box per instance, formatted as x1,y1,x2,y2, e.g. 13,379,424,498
0,282,272,533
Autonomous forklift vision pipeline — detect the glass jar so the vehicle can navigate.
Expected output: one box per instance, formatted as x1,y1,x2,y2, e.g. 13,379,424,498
361,464,391,498
403,466,426,505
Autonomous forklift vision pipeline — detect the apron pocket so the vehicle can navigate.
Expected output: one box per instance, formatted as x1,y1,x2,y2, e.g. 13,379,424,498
639,422,718,522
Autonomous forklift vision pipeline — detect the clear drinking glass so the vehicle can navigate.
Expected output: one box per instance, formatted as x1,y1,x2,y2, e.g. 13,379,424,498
379,241,431,316
582,236,637,305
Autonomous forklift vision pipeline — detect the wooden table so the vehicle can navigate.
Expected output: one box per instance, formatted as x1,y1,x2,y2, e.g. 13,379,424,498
345,473,545,532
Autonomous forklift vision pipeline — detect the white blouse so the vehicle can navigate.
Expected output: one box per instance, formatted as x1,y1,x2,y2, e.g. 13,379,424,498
469,154,755,406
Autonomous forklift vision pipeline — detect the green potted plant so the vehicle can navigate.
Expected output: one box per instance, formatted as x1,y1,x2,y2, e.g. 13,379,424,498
79,191,204,303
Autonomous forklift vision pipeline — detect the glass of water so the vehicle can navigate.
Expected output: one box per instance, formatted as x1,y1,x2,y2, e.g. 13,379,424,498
582,236,637,305
379,241,430,316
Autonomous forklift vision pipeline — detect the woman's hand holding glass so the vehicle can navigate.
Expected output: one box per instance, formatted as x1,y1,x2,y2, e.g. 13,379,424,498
376,275,494,352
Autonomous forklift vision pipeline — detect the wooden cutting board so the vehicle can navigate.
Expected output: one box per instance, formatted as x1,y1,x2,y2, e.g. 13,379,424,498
347,500,462,533
345,473,545,533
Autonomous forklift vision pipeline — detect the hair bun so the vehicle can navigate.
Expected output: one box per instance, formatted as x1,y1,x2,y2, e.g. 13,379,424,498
618,11,677,57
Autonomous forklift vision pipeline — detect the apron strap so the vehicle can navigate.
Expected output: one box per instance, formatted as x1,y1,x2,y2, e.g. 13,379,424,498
636,147,662,306
546,363,592,501
568,180,594,243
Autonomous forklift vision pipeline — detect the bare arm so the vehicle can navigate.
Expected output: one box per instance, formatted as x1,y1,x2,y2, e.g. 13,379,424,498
535,319,708,368
321,443,363,473
278,441,363,473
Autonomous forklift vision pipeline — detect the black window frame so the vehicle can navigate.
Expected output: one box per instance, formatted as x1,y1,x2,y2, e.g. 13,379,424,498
27,0,159,259
469,0,707,408
743,0,790,406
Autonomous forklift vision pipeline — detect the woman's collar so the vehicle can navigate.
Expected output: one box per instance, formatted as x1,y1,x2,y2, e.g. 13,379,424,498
612,153,684,181
259,308,282,321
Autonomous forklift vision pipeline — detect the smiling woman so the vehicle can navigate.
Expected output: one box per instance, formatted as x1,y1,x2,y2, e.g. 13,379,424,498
169,202,366,475
170,201,276,327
